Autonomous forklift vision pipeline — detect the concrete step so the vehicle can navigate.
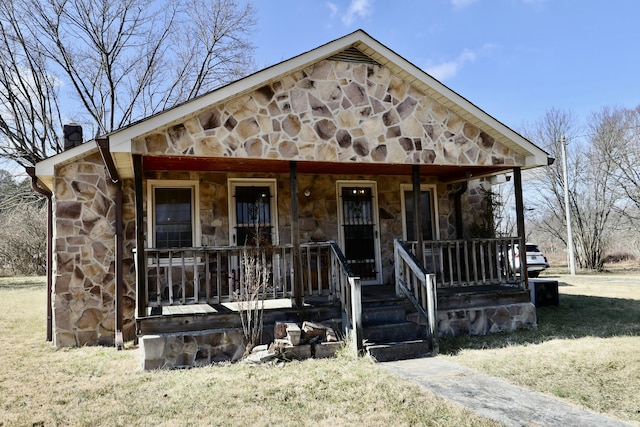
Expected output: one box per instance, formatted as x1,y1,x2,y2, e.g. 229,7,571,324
365,339,433,362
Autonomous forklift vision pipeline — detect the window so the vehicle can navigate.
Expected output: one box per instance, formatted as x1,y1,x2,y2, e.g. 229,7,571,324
401,184,438,241
228,179,278,246
147,180,199,248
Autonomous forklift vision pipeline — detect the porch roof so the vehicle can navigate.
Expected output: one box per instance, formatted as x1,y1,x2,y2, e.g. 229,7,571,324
142,155,512,183
35,29,551,191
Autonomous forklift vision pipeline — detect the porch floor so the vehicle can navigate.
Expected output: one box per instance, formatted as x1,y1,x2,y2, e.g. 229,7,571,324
139,283,530,335
148,283,528,317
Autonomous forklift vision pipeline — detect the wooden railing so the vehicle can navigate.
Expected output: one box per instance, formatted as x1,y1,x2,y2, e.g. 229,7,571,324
405,238,524,289
326,241,362,353
394,240,438,354
140,242,353,303
138,241,363,351
143,245,292,308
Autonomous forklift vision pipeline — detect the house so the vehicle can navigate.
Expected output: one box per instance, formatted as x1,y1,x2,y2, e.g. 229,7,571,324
33,30,550,368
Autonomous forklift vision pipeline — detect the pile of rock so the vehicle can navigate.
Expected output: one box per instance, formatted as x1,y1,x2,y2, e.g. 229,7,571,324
246,321,342,363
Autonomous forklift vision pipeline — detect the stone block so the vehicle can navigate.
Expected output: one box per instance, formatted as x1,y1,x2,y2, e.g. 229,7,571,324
281,344,312,360
141,335,166,360
143,358,166,370
285,323,302,346
244,349,278,364
54,331,76,347
252,344,269,353
302,321,329,341
274,322,297,340
468,309,487,335
314,341,342,359
194,347,211,367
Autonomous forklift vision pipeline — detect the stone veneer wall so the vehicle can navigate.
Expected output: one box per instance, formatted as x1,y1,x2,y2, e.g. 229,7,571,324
132,60,525,169
50,58,512,347
52,152,137,347
52,162,488,347
437,302,537,337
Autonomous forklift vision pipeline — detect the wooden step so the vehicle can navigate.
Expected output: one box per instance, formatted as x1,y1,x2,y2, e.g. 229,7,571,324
365,339,433,362
363,321,419,343
362,304,407,325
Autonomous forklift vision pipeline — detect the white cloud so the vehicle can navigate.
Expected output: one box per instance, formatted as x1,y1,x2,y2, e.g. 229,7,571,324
326,2,338,17
449,0,478,8
425,44,495,81
451,0,543,8
341,0,373,26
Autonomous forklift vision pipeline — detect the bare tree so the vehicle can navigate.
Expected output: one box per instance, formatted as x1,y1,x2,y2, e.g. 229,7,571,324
575,107,628,269
0,0,256,166
0,1,63,167
0,171,47,275
525,108,625,270
523,109,578,252
597,106,640,220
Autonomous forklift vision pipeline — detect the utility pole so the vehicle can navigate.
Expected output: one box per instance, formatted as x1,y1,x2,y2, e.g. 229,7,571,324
560,135,576,275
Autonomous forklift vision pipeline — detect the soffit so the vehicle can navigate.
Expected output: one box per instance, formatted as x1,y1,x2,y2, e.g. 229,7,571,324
141,155,512,183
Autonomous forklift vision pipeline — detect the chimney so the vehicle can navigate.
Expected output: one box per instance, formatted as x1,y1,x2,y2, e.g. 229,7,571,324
63,124,83,150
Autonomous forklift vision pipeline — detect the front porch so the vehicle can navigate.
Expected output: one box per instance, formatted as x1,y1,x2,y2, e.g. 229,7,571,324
136,238,536,368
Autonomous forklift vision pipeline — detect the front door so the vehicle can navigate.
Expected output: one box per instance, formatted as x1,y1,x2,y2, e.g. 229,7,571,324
337,181,382,285
228,179,278,247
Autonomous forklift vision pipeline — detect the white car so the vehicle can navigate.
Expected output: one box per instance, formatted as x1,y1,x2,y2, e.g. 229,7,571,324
509,243,550,278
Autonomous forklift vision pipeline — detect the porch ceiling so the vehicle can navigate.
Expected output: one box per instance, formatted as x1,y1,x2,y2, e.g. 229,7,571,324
142,155,511,182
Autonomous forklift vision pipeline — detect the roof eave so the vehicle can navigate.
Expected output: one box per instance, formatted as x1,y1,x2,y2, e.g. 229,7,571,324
35,141,99,191
38,29,551,179
109,30,370,150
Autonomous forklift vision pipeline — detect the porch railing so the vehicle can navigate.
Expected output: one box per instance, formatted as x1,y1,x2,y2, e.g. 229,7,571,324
139,241,363,351
394,240,438,354
140,242,354,307
326,241,362,353
404,237,524,289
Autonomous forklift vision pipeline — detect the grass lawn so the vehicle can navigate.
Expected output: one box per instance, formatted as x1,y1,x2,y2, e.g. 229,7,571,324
443,272,640,425
2,273,638,426
0,276,496,427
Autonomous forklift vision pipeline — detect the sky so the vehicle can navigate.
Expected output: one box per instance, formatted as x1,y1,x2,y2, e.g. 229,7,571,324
251,0,640,132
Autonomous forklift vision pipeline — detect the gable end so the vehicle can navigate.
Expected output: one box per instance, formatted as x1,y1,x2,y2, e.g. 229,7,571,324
327,47,380,66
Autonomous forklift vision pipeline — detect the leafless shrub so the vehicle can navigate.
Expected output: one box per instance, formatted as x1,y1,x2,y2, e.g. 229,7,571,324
237,243,271,357
0,204,46,276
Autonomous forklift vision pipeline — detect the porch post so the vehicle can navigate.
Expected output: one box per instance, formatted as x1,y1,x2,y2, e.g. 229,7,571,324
290,161,303,308
412,165,424,263
114,184,124,349
513,167,529,290
133,155,147,323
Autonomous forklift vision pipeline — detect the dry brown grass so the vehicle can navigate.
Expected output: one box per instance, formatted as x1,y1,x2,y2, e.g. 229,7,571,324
6,272,638,425
444,272,640,425
0,277,497,427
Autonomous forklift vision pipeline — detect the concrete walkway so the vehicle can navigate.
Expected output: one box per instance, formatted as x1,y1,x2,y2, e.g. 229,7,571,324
380,357,633,427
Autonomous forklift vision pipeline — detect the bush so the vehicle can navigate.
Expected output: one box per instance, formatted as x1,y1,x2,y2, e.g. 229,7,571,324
0,204,47,276
602,252,637,264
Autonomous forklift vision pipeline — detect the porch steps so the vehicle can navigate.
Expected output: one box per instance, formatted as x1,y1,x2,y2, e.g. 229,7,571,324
361,300,432,362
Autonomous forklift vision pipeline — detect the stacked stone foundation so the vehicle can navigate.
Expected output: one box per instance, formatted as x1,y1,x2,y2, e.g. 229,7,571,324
437,302,537,337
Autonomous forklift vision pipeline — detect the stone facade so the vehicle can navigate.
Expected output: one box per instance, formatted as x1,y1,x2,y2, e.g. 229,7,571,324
132,60,525,169
52,152,137,346
437,303,537,337
140,330,245,369
49,58,523,348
